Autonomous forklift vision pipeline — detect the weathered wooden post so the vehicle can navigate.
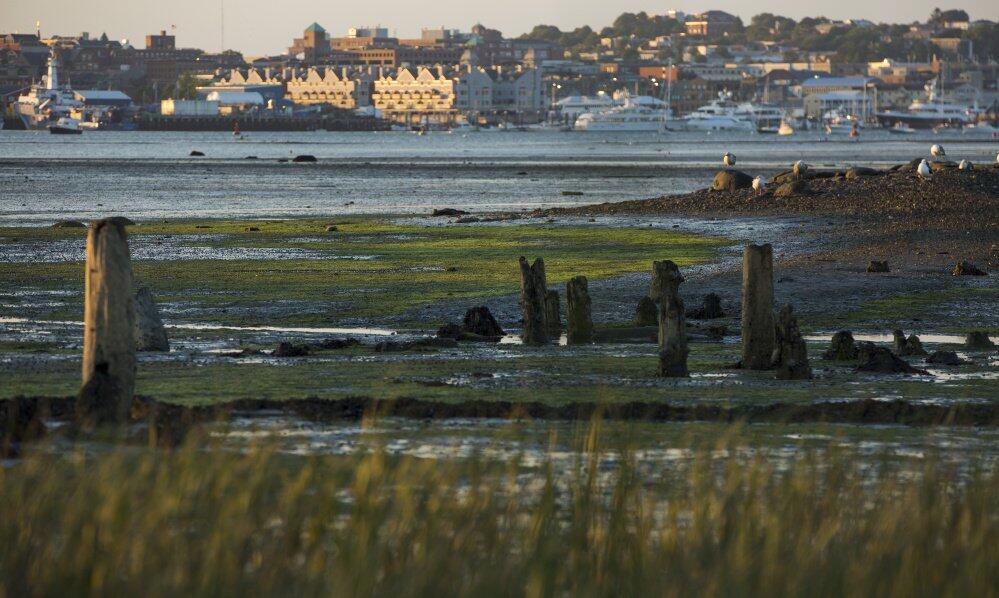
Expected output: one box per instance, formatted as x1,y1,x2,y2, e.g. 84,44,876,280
134,286,170,352
545,290,562,338
741,243,775,369
655,260,688,377
565,276,593,345
773,304,811,380
78,219,136,424
519,256,549,345
650,260,676,302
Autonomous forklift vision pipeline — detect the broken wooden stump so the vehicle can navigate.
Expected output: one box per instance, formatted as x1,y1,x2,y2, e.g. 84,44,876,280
78,219,136,425
893,329,928,356
772,304,811,380
134,286,169,352
518,256,549,345
686,293,724,319
741,243,775,370
545,290,562,338
655,260,688,377
822,331,858,360
565,276,593,345
650,260,683,302
634,297,658,326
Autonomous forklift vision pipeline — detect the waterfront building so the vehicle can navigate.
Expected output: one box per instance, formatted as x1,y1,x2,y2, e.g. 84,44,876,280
489,65,545,117
285,66,375,108
288,23,331,62
371,65,492,125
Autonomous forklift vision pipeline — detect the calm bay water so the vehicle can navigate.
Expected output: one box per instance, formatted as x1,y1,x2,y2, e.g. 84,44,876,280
1,129,997,225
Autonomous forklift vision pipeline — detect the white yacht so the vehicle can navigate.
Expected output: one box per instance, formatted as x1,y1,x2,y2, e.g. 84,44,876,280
16,49,82,130
574,95,672,132
875,79,974,129
735,102,785,132
677,92,755,132
554,94,616,123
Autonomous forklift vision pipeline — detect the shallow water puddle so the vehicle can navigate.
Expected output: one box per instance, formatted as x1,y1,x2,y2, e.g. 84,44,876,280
806,332,998,345
0,316,397,337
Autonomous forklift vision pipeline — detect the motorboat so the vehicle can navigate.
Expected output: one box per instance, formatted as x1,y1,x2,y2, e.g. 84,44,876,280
574,96,671,132
887,122,917,135
735,102,784,132
876,79,974,129
777,120,794,136
49,117,82,135
677,92,755,132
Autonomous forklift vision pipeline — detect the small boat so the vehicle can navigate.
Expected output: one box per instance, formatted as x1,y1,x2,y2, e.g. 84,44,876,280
49,117,82,135
777,120,794,136
888,122,917,135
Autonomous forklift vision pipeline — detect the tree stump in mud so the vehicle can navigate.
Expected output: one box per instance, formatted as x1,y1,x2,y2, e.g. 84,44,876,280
78,219,136,425
519,256,549,345
893,329,928,356
656,260,688,377
772,304,811,380
565,276,593,345
741,243,775,370
686,293,725,319
134,287,169,352
822,331,858,360
545,290,562,338
634,297,658,326
650,260,684,302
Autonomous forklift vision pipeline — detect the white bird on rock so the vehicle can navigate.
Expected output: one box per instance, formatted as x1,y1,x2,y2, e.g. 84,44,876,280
930,144,945,157
723,152,736,167
792,160,808,177
958,159,972,171
917,159,932,180
752,175,766,195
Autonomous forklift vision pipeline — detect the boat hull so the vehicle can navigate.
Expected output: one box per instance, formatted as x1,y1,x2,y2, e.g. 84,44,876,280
49,126,82,135
875,113,971,130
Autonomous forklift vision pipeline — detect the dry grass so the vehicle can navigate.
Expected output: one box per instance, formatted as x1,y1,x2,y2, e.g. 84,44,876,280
0,424,996,597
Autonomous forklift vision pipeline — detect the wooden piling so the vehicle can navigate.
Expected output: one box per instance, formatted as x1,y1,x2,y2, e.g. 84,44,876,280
650,260,683,302
656,260,688,377
773,304,811,380
545,290,562,338
565,276,593,345
519,257,549,345
78,219,136,424
741,243,775,369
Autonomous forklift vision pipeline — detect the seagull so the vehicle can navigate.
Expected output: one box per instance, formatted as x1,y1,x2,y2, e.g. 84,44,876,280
723,152,736,167
930,144,945,157
752,175,766,195
917,159,932,180
958,159,972,171
792,160,808,177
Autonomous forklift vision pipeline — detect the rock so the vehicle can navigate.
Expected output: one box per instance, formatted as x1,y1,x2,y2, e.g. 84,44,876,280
928,160,958,172
245,226,260,232
822,331,858,360
965,331,996,351
952,261,986,276
273,342,310,357
866,260,890,273
634,296,658,327
855,343,929,375
892,330,927,356
561,190,584,196
432,208,469,217
313,338,360,350
189,150,204,156
455,216,480,223
133,287,169,352
926,351,968,366
51,220,86,228
437,323,463,339
244,156,258,160
711,169,754,192
325,225,338,232
292,154,317,163
462,306,505,337
772,304,811,380
686,293,724,319
773,180,807,198
107,216,136,227
845,166,880,179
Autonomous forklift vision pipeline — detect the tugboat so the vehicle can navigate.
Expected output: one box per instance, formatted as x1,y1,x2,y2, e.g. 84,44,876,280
49,117,82,135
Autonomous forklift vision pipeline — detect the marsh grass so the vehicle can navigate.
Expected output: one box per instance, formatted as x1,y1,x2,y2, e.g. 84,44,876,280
1,423,996,596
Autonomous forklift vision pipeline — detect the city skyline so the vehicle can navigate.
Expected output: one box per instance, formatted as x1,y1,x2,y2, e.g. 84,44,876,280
3,0,998,56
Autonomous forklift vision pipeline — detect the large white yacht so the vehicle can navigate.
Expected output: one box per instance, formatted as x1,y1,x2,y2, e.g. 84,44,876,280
574,94,672,132
677,92,755,132
735,102,785,132
16,50,82,130
875,79,974,129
